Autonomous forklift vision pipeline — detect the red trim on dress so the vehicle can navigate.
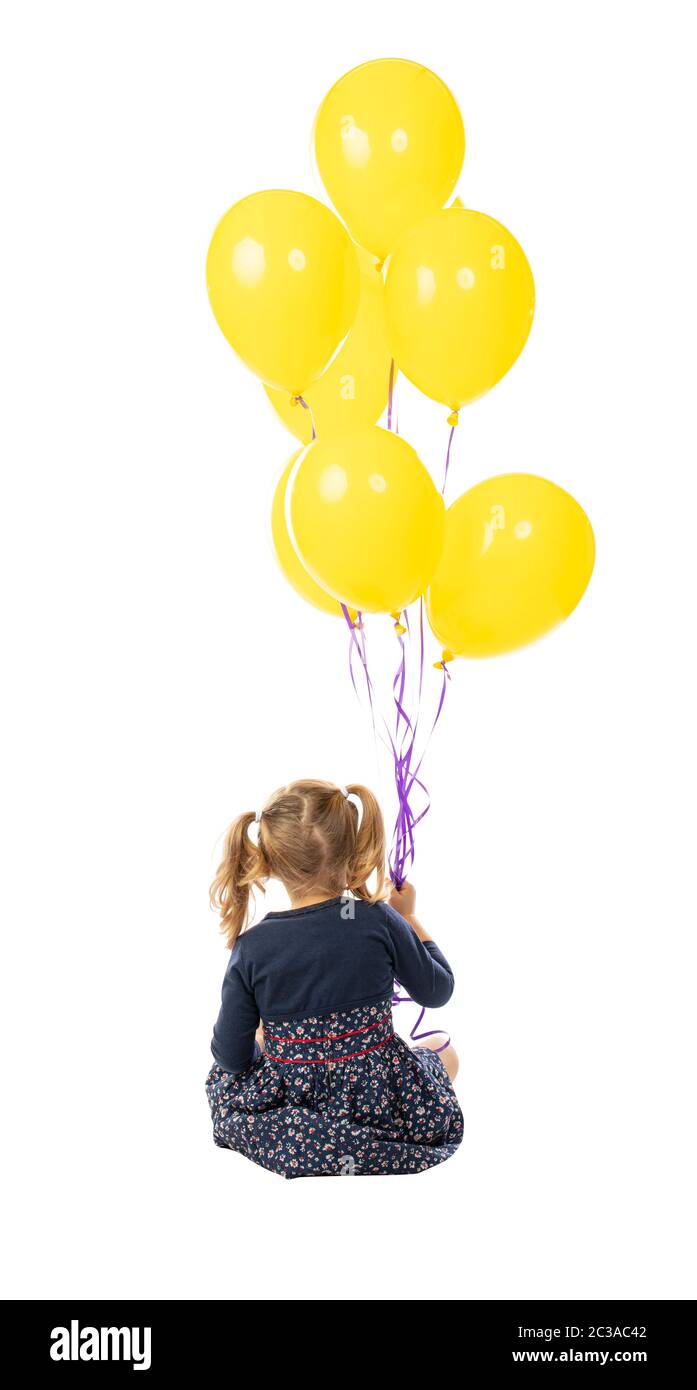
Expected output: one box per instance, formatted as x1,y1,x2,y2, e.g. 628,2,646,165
265,1036,393,1065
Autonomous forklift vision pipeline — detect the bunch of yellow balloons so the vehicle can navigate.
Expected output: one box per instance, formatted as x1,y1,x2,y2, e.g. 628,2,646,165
207,58,594,660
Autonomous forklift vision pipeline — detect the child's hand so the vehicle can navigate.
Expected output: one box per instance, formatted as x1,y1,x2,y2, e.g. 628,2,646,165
388,880,416,918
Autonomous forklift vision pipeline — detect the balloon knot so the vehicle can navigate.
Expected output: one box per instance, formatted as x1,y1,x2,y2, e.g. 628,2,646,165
447,411,459,427
290,395,300,407
375,258,385,273
434,649,454,671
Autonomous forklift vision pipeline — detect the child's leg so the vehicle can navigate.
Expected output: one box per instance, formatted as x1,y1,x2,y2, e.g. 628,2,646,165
415,1035,459,1083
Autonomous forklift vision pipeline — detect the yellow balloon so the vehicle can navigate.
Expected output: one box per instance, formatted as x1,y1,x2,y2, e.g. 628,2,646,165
287,427,445,614
206,190,359,395
264,250,392,442
385,207,535,411
314,59,465,261
426,474,595,659
271,455,346,617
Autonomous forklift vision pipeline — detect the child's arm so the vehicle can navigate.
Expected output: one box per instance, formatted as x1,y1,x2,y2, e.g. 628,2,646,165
383,882,454,1008
388,881,433,941
211,939,261,1074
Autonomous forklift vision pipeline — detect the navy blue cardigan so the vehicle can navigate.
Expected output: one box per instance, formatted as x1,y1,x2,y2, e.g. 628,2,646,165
211,896,455,1074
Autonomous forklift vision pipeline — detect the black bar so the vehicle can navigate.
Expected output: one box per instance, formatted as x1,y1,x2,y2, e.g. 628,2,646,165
2,1299,694,1375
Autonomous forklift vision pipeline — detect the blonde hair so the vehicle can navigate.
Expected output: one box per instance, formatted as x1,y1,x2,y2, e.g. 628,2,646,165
210,779,386,949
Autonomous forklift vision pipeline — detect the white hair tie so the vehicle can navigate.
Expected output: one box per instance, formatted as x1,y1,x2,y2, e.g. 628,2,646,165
341,787,362,826
254,809,262,824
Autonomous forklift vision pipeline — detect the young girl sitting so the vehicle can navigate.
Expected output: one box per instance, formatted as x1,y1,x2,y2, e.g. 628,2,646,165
206,778,463,1178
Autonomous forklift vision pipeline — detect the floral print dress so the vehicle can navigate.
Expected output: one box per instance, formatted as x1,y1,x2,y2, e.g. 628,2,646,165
206,996,464,1178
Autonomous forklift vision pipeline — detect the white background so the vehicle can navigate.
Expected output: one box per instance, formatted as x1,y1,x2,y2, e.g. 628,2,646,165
1,1,695,1301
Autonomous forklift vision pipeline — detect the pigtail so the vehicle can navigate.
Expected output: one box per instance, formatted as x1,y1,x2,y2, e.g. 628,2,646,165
210,811,267,949
345,783,386,902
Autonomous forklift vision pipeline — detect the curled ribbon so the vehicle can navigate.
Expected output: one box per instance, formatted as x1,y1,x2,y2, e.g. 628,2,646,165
340,600,450,1052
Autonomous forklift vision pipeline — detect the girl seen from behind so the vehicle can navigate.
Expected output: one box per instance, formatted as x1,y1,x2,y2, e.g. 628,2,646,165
206,778,462,1178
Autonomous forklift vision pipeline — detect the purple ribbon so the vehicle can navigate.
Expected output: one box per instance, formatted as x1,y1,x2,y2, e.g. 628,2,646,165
392,989,451,1054
295,394,316,441
340,602,451,1053
442,420,457,494
341,602,448,885
341,604,377,744
388,610,449,888
386,359,400,436
339,389,452,1053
